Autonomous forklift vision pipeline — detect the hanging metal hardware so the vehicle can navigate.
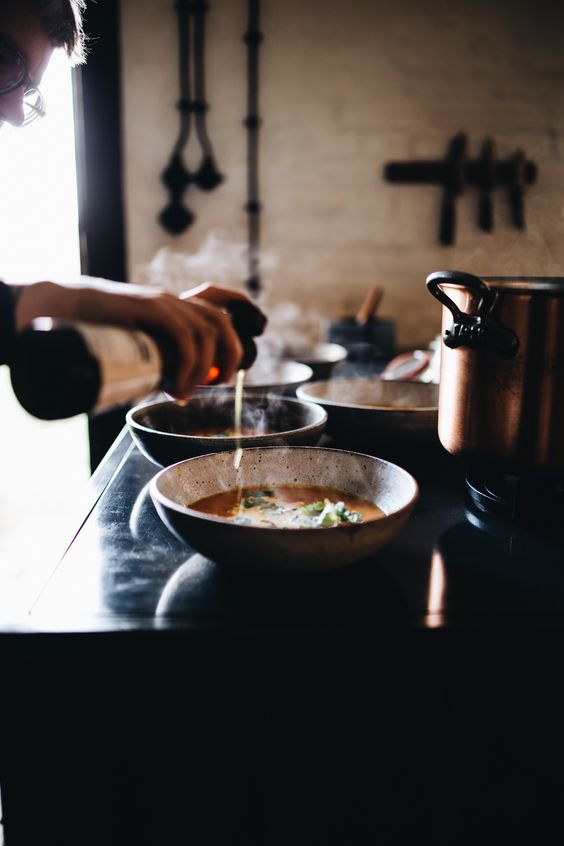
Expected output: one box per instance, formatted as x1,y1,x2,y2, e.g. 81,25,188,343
159,0,194,235
477,137,496,232
384,133,538,245
159,0,224,236
192,1,224,190
243,0,263,296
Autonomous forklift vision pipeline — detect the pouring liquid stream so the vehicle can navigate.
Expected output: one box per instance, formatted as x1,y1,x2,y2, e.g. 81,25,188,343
233,368,245,473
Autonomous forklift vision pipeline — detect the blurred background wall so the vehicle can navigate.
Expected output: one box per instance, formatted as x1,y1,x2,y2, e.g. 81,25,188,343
120,0,564,350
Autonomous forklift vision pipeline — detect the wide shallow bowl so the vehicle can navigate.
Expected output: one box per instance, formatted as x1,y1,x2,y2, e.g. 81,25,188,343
297,377,439,446
127,395,327,466
150,446,418,573
282,343,348,380
198,359,313,394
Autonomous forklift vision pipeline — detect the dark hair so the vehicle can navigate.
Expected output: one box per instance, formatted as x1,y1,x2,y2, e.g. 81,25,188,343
27,0,87,64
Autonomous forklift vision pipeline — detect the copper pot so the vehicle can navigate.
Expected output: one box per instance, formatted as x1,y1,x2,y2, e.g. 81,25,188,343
427,270,564,476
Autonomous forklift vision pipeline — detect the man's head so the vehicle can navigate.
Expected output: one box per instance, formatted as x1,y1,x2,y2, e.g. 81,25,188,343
0,0,86,127
24,0,86,63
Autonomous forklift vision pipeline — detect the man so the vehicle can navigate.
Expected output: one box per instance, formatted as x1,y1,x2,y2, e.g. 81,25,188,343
0,0,265,402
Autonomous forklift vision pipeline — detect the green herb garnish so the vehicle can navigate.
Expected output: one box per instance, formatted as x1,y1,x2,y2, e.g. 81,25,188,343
242,489,275,508
302,501,326,515
302,498,363,527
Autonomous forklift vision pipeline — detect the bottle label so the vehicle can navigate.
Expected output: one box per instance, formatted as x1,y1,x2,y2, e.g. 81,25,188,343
77,323,162,411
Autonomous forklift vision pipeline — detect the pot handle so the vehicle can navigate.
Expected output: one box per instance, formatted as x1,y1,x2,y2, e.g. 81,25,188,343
426,270,519,357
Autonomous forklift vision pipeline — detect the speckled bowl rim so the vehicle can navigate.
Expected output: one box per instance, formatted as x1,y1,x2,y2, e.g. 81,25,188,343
284,342,348,365
197,360,314,391
297,377,439,413
150,446,419,531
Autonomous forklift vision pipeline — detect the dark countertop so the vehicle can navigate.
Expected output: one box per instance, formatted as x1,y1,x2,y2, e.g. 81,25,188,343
4,411,564,846
21,421,564,635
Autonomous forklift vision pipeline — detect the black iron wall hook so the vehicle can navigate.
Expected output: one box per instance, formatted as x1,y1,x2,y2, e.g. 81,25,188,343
384,134,538,245
159,0,194,235
477,137,496,232
243,0,263,297
192,0,224,190
439,132,466,247
159,0,224,235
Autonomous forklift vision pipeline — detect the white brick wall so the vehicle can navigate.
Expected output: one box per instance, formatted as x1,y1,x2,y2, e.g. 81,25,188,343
121,0,564,349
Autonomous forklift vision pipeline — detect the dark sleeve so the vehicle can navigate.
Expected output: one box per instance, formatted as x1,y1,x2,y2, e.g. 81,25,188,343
0,281,20,366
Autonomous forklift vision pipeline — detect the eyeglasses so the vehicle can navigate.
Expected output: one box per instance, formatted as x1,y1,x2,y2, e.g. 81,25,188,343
0,36,46,126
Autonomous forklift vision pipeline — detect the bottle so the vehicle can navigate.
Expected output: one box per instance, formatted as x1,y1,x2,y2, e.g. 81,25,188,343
9,300,265,420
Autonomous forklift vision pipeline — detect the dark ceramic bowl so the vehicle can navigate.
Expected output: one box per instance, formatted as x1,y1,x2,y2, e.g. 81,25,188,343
197,359,313,394
297,378,439,446
327,317,396,363
282,343,348,380
150,446,418,573
126,394,327,466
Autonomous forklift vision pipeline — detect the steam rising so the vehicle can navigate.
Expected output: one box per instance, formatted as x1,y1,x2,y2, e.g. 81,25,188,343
133,232,276,291
255,301,323,361
133,232,325,362
142,391,289,437
299,377,439,409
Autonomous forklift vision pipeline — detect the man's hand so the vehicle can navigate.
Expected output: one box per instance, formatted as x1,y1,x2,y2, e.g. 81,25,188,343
14,278,267,399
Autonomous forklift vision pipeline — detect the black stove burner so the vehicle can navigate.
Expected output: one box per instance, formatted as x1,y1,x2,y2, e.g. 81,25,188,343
466,466,564,533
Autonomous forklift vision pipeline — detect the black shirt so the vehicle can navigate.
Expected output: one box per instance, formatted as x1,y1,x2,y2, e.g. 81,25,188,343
0,281,19,366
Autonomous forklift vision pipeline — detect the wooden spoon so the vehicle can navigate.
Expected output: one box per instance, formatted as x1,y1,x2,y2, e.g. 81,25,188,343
356,287,384,325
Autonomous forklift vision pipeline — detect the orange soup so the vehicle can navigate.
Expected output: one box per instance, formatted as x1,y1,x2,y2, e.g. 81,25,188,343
187,427,272,438
191,484,385,528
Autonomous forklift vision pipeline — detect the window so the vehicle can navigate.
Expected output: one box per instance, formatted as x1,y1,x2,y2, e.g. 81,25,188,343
0,49,90,608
